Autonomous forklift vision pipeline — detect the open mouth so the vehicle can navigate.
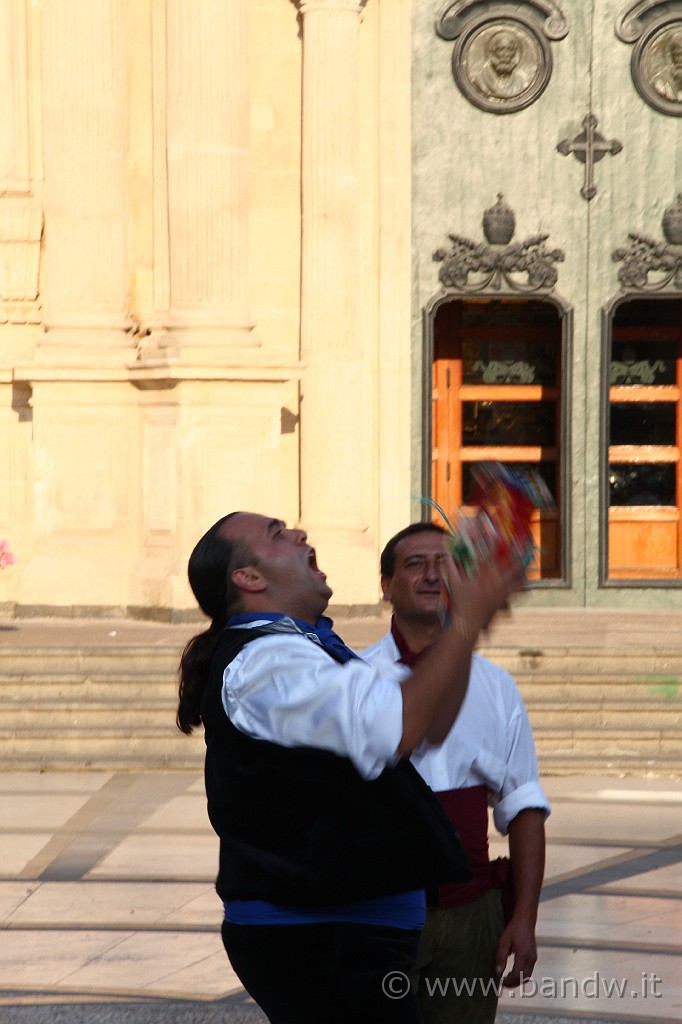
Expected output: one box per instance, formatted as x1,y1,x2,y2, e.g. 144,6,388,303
308,547,326,580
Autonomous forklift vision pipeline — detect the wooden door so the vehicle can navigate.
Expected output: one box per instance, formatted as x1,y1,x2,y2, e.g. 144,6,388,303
432,298,563,580
607,299,682,580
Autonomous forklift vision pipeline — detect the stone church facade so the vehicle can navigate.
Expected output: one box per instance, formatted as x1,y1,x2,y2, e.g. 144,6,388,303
0,0,681,617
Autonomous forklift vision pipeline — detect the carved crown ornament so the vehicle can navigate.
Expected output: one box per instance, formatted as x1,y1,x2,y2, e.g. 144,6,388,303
615,2,682,116
612,194,682,291
432,195,565,294
435,1,569,113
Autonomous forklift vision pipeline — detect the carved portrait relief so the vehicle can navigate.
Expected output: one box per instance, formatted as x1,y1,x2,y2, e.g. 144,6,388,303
452,15,551,113
632,18,682,116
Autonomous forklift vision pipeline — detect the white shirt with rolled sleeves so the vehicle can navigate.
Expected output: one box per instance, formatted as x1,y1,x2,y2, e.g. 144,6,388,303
362,631,550,833
221,619,409,781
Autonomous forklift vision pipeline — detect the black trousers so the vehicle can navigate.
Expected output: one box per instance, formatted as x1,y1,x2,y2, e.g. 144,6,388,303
222,920,423,1024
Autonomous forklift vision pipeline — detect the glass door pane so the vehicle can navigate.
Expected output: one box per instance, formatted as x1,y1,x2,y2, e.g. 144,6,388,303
432,298,563,580
606,299,682,580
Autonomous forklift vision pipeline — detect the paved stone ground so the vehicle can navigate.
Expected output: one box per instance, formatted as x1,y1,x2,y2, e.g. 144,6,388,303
1,771,681,1024
0,1003,654,1024
2,607,682,1021
0,995,266,1024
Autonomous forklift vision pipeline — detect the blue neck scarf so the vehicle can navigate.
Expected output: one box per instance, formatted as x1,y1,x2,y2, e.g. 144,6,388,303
228,612,359,663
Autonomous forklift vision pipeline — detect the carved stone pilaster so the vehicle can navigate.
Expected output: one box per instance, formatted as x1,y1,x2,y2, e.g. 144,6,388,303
296,0,376,599
39,0,132,355
149,0,256,354
0,0,41,327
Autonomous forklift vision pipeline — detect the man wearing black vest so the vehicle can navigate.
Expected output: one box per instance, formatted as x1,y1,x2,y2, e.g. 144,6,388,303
177,511,523,1024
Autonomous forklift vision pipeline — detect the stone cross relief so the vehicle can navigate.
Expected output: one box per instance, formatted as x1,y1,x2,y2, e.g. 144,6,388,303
557,113,623,200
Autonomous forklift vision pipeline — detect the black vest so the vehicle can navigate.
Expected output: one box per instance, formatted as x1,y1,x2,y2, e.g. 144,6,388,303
201,627,471,906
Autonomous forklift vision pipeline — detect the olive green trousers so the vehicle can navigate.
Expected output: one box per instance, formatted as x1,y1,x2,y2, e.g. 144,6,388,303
410,887,505,1024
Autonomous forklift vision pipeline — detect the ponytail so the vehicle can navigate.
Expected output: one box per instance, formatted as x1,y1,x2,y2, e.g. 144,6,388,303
177,621,225,733
175,512,255,734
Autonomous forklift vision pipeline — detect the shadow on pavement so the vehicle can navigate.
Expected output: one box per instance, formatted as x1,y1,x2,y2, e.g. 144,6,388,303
1,1001,643,1024
0,992,267,1024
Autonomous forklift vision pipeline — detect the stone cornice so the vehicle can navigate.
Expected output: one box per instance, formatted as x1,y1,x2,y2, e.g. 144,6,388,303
294,0,368,13
12,362,305,385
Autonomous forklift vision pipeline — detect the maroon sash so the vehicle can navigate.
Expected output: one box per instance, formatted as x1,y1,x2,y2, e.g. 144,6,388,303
393,619,514,918
435,786,513,920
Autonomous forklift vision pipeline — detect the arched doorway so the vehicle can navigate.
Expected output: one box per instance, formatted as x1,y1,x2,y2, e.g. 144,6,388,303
603,297,682,583
425,295,570,583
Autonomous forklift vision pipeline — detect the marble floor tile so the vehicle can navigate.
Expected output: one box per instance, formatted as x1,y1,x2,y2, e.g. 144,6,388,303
0,834,55,875
538,892,682,947
5,796,95,831
88,834,218,881
498,945,682,1020
5,880,217,928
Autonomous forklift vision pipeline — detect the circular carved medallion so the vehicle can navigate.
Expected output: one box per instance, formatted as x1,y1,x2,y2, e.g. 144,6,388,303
633,18,682,117
453,14,551,114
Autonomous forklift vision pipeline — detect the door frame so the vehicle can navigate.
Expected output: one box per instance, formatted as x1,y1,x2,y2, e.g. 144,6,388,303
599,292,682,588
422,289,574,588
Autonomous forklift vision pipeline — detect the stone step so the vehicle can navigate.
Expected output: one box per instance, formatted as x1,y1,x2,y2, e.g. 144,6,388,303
533,755,682,776
534,728,681,756
1,732,204,771
529,705,682,729
4,645,682,676
3,727,679,773
2,643,682,772
0,703,178,730
0,647,181,675
3,673,681,711
517,676,682,701
481,648,682,676
0,673,177,701
8,674,678,707
1,699,680,733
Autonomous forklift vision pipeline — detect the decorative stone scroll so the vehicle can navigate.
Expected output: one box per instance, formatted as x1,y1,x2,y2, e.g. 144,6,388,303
435,1,569,113
612,195,682,291
432,196,565,293
615,2,682,116
436,0,569,41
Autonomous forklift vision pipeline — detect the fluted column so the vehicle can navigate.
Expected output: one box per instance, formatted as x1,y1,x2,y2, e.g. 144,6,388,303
39,0,131,357
297,0,375,601
150,0,255,352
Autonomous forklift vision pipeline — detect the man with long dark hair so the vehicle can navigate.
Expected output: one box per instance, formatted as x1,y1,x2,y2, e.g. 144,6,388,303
177,511,523,1024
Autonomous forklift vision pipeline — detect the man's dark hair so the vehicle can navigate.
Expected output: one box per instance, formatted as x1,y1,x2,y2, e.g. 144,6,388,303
187,512,256,621
380,522,447,577
178,513,257,734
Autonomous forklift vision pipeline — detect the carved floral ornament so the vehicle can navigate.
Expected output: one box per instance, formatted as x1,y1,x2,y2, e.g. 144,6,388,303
612,195,682,291
435,1,569,113
616,1,682,116
432,195,565,294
